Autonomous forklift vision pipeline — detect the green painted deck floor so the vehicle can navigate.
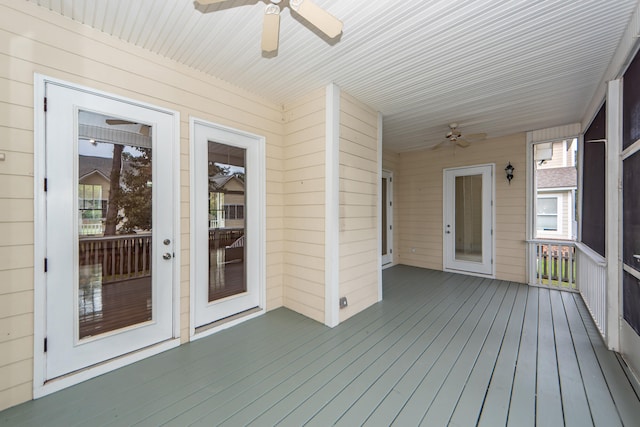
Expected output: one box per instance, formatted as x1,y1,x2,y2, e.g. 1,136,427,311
3,266,640,426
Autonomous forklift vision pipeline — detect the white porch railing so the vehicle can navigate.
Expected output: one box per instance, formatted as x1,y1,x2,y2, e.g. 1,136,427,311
575,242,608,340
528,239,576,290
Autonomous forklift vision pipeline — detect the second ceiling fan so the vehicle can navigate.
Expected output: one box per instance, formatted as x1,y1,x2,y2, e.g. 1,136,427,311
196,0,344,54
433,123,486,150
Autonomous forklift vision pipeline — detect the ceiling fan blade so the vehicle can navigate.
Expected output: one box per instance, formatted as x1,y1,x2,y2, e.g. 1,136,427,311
456,138,471,148
195,0,230,5
140,125,151,137
431,140,448,150
261,5,280,53
464,133,487,141
106,119,136,125
290,0,343,38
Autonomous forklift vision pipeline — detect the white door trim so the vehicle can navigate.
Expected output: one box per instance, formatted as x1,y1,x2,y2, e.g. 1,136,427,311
33,74,181,397
189,117,266,339
442,164,495,278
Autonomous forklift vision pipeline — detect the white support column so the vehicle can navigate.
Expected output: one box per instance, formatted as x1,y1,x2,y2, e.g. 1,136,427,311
325,83,340,328
377,112,383,302
606,79,622,351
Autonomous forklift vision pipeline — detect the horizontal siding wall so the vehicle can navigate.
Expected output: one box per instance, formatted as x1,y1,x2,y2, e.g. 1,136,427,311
0,0,284,411
282,89,326,323
339,92,379,322
397,133,527,283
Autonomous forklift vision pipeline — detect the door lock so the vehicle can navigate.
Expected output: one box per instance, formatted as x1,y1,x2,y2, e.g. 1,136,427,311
162,253,172,260
163,239,171,246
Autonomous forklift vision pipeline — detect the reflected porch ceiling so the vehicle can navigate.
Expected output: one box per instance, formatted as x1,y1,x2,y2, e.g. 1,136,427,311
28,0,639,151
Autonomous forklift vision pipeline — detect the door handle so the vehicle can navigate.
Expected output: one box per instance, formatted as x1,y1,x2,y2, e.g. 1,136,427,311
162,253,172,260
634,254,640,262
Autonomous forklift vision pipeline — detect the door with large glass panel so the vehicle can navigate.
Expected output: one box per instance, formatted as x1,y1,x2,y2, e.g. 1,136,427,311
192,120,264,328
443,165,495,276
45,83,176,379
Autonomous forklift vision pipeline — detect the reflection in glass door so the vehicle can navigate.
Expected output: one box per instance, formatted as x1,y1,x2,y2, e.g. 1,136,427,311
192,119,264,330
208,142,246,302
78,111,154,338
454,174,483,262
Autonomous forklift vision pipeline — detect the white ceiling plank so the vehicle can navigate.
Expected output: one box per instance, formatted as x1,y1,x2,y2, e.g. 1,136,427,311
26,0,640,151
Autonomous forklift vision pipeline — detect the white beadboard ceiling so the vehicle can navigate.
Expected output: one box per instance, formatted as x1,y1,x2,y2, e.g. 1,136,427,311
28,0,639,151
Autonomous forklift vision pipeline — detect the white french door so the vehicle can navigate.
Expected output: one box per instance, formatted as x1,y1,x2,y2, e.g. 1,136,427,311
191,119,265,329
44,83,176,380
381,170,393,267
443,164,495,277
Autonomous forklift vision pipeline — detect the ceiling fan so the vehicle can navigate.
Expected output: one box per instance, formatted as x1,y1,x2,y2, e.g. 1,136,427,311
195,0,343,53
432,123,486,149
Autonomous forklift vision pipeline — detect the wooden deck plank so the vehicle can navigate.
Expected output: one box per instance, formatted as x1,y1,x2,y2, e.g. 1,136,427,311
573,293,640,426
137,302,392,426
2,266,639,427
161,269,451,425
278,275,482,427
2,307,308,426
245,272,476,426
456,283,528,427
561,291,622,427
362,278,500,426
419,281,519,426
550,289,593,427
503,285,539,427
348,276,492,427
441,282,522,427
392,280,509,426
204,272,465,426
94,311,328,425
534,288,565,426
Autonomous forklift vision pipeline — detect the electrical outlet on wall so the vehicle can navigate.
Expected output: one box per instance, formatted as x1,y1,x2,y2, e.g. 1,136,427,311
339,297,348,308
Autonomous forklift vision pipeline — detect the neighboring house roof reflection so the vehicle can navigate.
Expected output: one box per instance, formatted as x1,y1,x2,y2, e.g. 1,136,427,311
537,167,577,189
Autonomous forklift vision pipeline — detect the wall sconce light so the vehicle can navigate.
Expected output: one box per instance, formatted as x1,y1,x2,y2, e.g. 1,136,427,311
505,162,515,184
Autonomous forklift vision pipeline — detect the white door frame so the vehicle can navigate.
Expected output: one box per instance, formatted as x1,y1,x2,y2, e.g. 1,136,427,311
381,169,394,268
443,164,495,278
189,117,266,339
33,74,181,397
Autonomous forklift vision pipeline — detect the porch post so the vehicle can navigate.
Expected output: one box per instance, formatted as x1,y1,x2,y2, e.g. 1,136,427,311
606,78,622,351
325,83,340,327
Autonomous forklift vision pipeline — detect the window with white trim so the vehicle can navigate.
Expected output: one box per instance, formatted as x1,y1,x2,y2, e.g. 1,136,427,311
537,196,559,232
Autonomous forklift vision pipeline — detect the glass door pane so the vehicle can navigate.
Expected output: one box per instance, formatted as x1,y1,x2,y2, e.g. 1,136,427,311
623,150,640,334
454,174,483,262
78,111,153,339
208,141,246,302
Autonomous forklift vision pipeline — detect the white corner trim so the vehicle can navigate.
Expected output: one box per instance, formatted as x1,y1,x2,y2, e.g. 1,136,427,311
377,112,384,302
325,83,340,328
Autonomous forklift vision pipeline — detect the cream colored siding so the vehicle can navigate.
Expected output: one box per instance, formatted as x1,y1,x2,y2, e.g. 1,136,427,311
282,89,326,323
397,133,527,283
0,0,284,410
339,92,379,322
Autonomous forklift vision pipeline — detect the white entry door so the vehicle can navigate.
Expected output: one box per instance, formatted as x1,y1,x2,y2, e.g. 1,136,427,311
381,170,393,267
443,164,495,277
44,83,176,379
191,119,265,329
